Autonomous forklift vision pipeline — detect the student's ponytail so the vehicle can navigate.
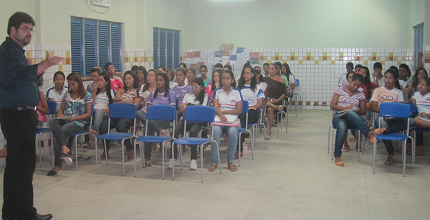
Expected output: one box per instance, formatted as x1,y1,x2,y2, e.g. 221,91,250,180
394,80,401,90
385,69,401,90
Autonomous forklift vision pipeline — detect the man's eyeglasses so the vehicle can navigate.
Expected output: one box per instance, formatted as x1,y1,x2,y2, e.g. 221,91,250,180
18,26,34,33
190,86,201,89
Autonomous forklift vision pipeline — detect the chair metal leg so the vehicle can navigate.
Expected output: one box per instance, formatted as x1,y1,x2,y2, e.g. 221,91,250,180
75,137,78,171
403,140,407,177
200,144,204,183
121,139,125,176
134,140,137,178
238,133,241,167
95,137,99,174
373,138,377,174
357,131,361,161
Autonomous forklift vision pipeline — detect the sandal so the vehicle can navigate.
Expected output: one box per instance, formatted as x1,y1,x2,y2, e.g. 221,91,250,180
145,160,152,167
335,161,345,167
369,128,386,144
384,159,399,166
208,163,218,172
159,129,168,136
234,151,243,160
342,147,350,152
228,162,238,172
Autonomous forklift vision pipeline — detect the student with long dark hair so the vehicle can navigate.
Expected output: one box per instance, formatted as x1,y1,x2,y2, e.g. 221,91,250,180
141,73,176,167
264,64,286,140
236,66,264,158
99,71,141,160
48,73,92,176
331,74,379,167
209,70,243,172
89,72,116,135
136,66,147,88
205,69,222,102
47,71,67,111
371,69,407,165
170,78,209,170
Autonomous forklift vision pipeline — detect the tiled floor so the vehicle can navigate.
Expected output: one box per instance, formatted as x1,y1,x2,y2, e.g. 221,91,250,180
1,110,430,220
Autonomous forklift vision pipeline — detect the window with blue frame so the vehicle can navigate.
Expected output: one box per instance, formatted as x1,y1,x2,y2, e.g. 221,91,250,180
71,17,122,76
153,27,180,69
413,23,424,70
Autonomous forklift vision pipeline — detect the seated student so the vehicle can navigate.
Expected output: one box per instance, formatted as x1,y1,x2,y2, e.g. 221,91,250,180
209,70,243,172
46,71,67,111
186,68,196,87
139,73,176,167
389,66,409,103
37,77,50,129
223,64,232,72
105,62,124,92
157,66,166,74
330,74,379,167
169,78,209,170
236,66,264,158
86,67,102,94
165,68,176,89
354,64,362,73
199,65,210,89
281,63,294,98
398,63,411,88
48,73,92,176
338,62,354,87
89,72,116,136
205,69,222,103
372,62,384,86
274,62,289,87
136,66,147,89
405,67,428,155
214,63,223,70
411,76,430,164
171,68,192,105
371,69,407,165
99,71,141,159
179,63,187,69
358,66,378,135
263,63,270,76
264,63,286,140
131,65,139,73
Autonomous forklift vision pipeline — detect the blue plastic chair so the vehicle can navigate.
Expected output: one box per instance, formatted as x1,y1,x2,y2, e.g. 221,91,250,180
327,125,362,161
248,98,267,151
173,106,220,183
373,102,413,177
134,105,176,179
36,100,57,167
409,101,428,164
95,103,137,176
237,101,253,167
69,105,95,171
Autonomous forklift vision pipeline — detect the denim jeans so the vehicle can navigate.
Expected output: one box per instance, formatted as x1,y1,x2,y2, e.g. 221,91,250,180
374,115,409,154
99,117,134,151
49,119,83,168
92,109,107,133
332,111,371,158
211,125,238,164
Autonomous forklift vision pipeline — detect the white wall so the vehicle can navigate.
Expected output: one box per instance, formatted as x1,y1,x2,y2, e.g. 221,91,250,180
185,0,413,49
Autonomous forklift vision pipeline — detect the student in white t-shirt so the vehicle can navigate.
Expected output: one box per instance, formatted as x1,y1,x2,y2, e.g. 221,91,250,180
89,72,116,135
46,71,68,111
338,63,354,87
371,69,407,165
170,78,209,171
236,66,264,159
209,70,243,172
411,76,430,164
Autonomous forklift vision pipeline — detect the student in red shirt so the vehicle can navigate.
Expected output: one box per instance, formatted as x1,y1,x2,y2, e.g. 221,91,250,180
104,62,123,92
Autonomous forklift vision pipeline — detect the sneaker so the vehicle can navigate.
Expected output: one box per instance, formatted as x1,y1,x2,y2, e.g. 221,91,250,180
60,153,73,165
167,159,176,169
189,159,197,171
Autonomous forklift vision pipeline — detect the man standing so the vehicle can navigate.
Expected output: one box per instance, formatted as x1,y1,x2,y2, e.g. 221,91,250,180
0,12,63,220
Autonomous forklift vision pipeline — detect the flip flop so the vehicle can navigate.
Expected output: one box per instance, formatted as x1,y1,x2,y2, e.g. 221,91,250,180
335,161,345,167
47,170,61,176
369,128,386,144
384,159,399,166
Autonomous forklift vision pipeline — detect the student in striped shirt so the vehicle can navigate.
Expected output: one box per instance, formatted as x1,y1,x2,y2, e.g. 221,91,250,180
331,74,378,167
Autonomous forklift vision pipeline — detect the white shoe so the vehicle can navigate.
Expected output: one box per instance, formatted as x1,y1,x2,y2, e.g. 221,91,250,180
189,159,197,171
167,159,176,169
60,153,73,165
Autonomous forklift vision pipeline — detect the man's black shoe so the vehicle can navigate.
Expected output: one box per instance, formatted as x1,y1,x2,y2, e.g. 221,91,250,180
31,213,53,220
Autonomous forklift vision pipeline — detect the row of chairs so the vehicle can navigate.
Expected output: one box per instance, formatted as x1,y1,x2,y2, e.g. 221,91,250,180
327,102,418,177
